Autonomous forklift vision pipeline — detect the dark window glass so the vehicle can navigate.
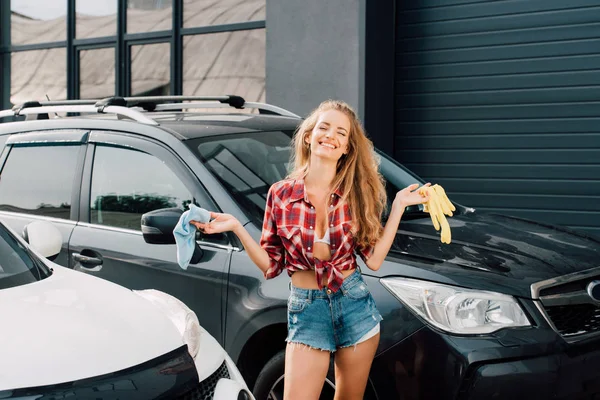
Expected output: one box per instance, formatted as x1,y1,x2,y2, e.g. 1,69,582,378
183,0,265,28
189,131,427,225
0,145,79,219
80,48,115,99
131,43,171,96
11,0,67,45
76,0,117,39
11,48,67,105
127,0,172,33
0,223,50,289
90,145,193,230
183,30,265,103
190,132,292,225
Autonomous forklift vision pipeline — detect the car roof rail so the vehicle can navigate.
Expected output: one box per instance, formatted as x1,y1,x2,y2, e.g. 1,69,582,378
0,98,159,125
122,95,300,118
0,95,300,122
151,101,301,118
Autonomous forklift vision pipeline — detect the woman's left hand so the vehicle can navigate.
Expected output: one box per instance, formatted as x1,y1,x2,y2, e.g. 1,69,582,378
394,183,431,209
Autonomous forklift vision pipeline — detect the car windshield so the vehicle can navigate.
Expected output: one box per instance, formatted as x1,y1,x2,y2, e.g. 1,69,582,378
188,130,446,226
0,223,51,290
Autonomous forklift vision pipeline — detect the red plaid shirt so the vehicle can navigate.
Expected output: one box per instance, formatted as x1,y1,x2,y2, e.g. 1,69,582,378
260,179,374,292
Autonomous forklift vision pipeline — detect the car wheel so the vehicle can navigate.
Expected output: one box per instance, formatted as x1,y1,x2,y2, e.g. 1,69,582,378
253,350,336,400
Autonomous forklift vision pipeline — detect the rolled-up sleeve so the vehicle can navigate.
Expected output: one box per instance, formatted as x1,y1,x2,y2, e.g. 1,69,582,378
260,185,285,279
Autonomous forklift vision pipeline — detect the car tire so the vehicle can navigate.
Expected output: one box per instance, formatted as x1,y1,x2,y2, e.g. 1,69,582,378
253,349,336,400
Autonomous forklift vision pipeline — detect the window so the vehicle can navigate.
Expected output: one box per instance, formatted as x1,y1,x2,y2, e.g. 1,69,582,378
80,48,116,99
11,48,67,104
11,0,67,45
183,0,265,28
188,131,430,225
76,0,117,39
189,131,293,225
0,145,80,219
183,29,265,103
127,0,172,33
131,42,171,96
90,145,193,230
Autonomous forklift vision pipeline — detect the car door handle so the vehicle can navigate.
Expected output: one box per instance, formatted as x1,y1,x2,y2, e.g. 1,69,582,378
73,252,103,270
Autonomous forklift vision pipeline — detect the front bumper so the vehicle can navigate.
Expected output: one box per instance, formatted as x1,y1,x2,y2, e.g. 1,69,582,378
369,327,600,400
0,345,253,400
1,345,199,399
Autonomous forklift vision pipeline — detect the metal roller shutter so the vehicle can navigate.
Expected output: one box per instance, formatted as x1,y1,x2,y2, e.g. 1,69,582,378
395,0,600,237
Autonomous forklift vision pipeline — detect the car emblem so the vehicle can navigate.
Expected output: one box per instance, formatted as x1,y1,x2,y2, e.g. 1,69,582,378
587,280,600,302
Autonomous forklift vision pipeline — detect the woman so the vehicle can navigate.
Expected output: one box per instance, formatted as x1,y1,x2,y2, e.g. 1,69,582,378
191,100,429,400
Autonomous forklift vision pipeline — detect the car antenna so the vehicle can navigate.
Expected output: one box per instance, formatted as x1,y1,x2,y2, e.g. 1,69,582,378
45,94,61,118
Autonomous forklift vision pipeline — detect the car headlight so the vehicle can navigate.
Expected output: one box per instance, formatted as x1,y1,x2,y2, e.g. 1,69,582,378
380,277,531,334
133,289,202,358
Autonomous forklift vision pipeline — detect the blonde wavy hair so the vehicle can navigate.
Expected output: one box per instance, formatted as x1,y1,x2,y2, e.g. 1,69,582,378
288,100,387,249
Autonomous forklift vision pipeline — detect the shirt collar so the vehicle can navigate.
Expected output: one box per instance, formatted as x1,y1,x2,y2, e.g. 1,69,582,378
288,179,344,204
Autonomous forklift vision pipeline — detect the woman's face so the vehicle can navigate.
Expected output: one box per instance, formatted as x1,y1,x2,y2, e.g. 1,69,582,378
306,109,351,162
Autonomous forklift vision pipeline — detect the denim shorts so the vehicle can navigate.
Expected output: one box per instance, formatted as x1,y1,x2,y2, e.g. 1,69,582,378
286,269,383,352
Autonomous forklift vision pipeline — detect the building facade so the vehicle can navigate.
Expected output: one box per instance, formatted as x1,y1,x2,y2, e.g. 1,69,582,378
1,0,599,237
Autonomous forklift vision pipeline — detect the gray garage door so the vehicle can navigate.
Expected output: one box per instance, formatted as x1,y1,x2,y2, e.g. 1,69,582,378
395,0,600,238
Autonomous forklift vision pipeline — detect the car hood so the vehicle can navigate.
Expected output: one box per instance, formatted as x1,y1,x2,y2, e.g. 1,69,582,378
377,211,600,298
0,265,186,390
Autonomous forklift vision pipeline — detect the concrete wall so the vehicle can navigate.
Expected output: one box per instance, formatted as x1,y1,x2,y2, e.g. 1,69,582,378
265,0,364,119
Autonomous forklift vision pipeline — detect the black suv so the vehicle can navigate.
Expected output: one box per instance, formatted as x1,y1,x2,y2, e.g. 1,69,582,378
1,96,599,400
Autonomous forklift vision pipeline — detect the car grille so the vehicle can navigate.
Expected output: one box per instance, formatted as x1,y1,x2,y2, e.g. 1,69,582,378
176,361,230,400
532,268,600,342
545,304,600,337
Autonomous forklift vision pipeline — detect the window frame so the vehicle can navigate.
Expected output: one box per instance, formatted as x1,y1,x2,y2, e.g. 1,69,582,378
0,0,266,110
0,130,89,221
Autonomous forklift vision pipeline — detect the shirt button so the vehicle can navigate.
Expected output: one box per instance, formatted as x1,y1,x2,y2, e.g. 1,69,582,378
309,226,313,229
330,224,333,227
308,247,311,250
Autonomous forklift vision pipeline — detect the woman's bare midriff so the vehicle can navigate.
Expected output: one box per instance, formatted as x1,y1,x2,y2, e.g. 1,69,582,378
291,268,356,289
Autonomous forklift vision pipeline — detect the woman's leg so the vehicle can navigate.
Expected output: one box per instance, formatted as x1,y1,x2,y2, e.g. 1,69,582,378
333,333,380,400
284,342,331,400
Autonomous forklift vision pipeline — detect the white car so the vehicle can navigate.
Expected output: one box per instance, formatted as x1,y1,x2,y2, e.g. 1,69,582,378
0,220,253,400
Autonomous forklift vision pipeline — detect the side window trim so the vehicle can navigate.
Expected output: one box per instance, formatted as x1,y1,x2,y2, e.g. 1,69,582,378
6,130,89,145
78,143,96,224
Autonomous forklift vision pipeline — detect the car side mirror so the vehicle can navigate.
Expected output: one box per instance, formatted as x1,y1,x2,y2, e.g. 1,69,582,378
141,208,204,264
22,221,62,261
141,207,182,245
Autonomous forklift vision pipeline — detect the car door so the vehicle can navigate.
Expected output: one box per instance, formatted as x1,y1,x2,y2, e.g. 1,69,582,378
0,130,88,267
69,131,232,342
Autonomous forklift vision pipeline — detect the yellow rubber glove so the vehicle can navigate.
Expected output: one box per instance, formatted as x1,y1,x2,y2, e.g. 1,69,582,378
418,184,456,244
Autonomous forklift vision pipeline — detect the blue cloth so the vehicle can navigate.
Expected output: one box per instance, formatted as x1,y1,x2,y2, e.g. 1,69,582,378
173,204,211,270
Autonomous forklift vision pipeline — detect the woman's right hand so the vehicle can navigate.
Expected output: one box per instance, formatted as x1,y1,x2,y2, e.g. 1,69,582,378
190,212,241,234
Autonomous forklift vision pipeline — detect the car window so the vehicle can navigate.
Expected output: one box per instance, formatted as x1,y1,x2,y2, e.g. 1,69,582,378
189,132,292,225
188,131,434,225
0,145,80,219
0,223,51,290
90,144,195,231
